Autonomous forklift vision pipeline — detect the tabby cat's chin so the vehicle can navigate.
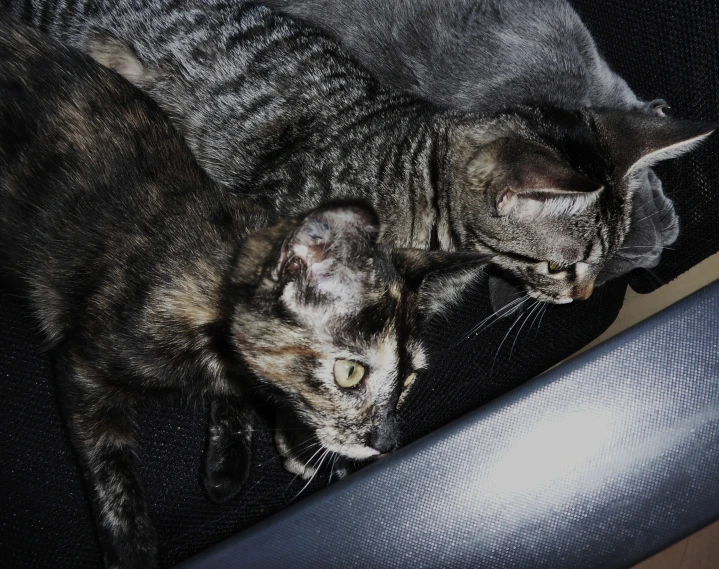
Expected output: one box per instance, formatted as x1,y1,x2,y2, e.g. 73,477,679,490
527,290,573,305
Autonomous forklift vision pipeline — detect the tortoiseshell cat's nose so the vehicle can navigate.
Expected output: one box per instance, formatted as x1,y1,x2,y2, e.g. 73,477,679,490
370,415,399,454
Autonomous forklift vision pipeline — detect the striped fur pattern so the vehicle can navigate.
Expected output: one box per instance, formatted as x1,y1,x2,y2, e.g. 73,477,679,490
0,23,477,568
4,0,714,304
264,0,687,285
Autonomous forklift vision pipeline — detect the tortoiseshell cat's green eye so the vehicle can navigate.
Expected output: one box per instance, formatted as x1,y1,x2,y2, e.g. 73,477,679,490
334,360,366,388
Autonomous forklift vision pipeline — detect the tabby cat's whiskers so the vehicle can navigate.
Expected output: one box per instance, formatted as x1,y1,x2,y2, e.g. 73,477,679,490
510,300,542,356
488,297,548,374
462,293,531,341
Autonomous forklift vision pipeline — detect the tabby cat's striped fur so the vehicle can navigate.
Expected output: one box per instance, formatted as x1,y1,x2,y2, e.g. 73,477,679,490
4,0,713,305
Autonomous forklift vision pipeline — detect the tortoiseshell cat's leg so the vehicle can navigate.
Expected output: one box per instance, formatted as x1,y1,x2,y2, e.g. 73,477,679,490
202,396,254,503
55,354,157,569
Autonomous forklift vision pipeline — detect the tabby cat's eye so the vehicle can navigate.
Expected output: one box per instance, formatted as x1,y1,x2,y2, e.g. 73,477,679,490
547,261,564,273
334,360,366,388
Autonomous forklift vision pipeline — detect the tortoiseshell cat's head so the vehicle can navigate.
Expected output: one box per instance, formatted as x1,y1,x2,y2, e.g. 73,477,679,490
229,204,429,460
448,107,714,304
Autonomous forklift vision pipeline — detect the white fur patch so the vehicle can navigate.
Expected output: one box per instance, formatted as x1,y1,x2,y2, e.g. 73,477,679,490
516,190,601,219
89,37,148,85
628,130,714,174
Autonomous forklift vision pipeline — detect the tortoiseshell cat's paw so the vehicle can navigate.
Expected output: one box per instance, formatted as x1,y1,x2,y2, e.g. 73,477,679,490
274,427,317,480
274,409,330,481
274,424,353,482
328,456,355,482
202,423,252,503
275,427,359,482
202,397,255,503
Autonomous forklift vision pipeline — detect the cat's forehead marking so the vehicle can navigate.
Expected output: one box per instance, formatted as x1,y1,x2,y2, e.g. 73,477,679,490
370,327,399,372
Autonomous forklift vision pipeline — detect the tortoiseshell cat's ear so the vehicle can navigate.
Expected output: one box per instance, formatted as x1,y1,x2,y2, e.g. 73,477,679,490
592,110,716,174
277,203,380,294
392,249,490,316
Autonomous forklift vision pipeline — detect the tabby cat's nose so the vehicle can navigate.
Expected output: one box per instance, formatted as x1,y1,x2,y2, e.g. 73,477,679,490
571,281,595,300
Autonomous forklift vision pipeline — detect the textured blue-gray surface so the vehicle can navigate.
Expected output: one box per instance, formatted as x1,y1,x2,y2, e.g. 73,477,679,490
179,281,719,569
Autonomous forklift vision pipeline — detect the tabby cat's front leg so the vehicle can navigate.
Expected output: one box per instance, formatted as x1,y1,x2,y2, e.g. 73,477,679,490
56,355,157,569
202,396,254,503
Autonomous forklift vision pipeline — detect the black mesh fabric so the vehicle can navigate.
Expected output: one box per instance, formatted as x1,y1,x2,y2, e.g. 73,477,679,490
570,0,719,293
1,1,716,568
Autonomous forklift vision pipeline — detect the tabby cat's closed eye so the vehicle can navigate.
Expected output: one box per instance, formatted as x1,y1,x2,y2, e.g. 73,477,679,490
547,261,568,274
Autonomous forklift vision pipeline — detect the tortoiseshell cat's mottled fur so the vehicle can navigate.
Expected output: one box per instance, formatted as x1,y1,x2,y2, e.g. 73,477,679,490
6,0,714,306
0,23,481,568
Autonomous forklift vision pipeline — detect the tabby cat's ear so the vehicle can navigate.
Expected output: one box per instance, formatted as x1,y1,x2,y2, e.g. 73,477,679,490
392,249,489,316
278,203,380,287
592,110,716,174
87,30,150,85
466,138,604,220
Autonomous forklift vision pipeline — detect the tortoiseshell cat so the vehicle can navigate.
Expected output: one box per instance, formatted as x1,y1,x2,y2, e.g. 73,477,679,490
0,23,482,569
6,0,713,306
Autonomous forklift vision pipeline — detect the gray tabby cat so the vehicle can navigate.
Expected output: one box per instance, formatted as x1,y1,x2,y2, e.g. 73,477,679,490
265,0,683,284
1,21,483,568
266,0,651,113
6,0,713,306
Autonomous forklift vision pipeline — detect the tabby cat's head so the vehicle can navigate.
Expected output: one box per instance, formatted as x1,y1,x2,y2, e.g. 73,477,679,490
449,108,714,303
230,204,468,460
